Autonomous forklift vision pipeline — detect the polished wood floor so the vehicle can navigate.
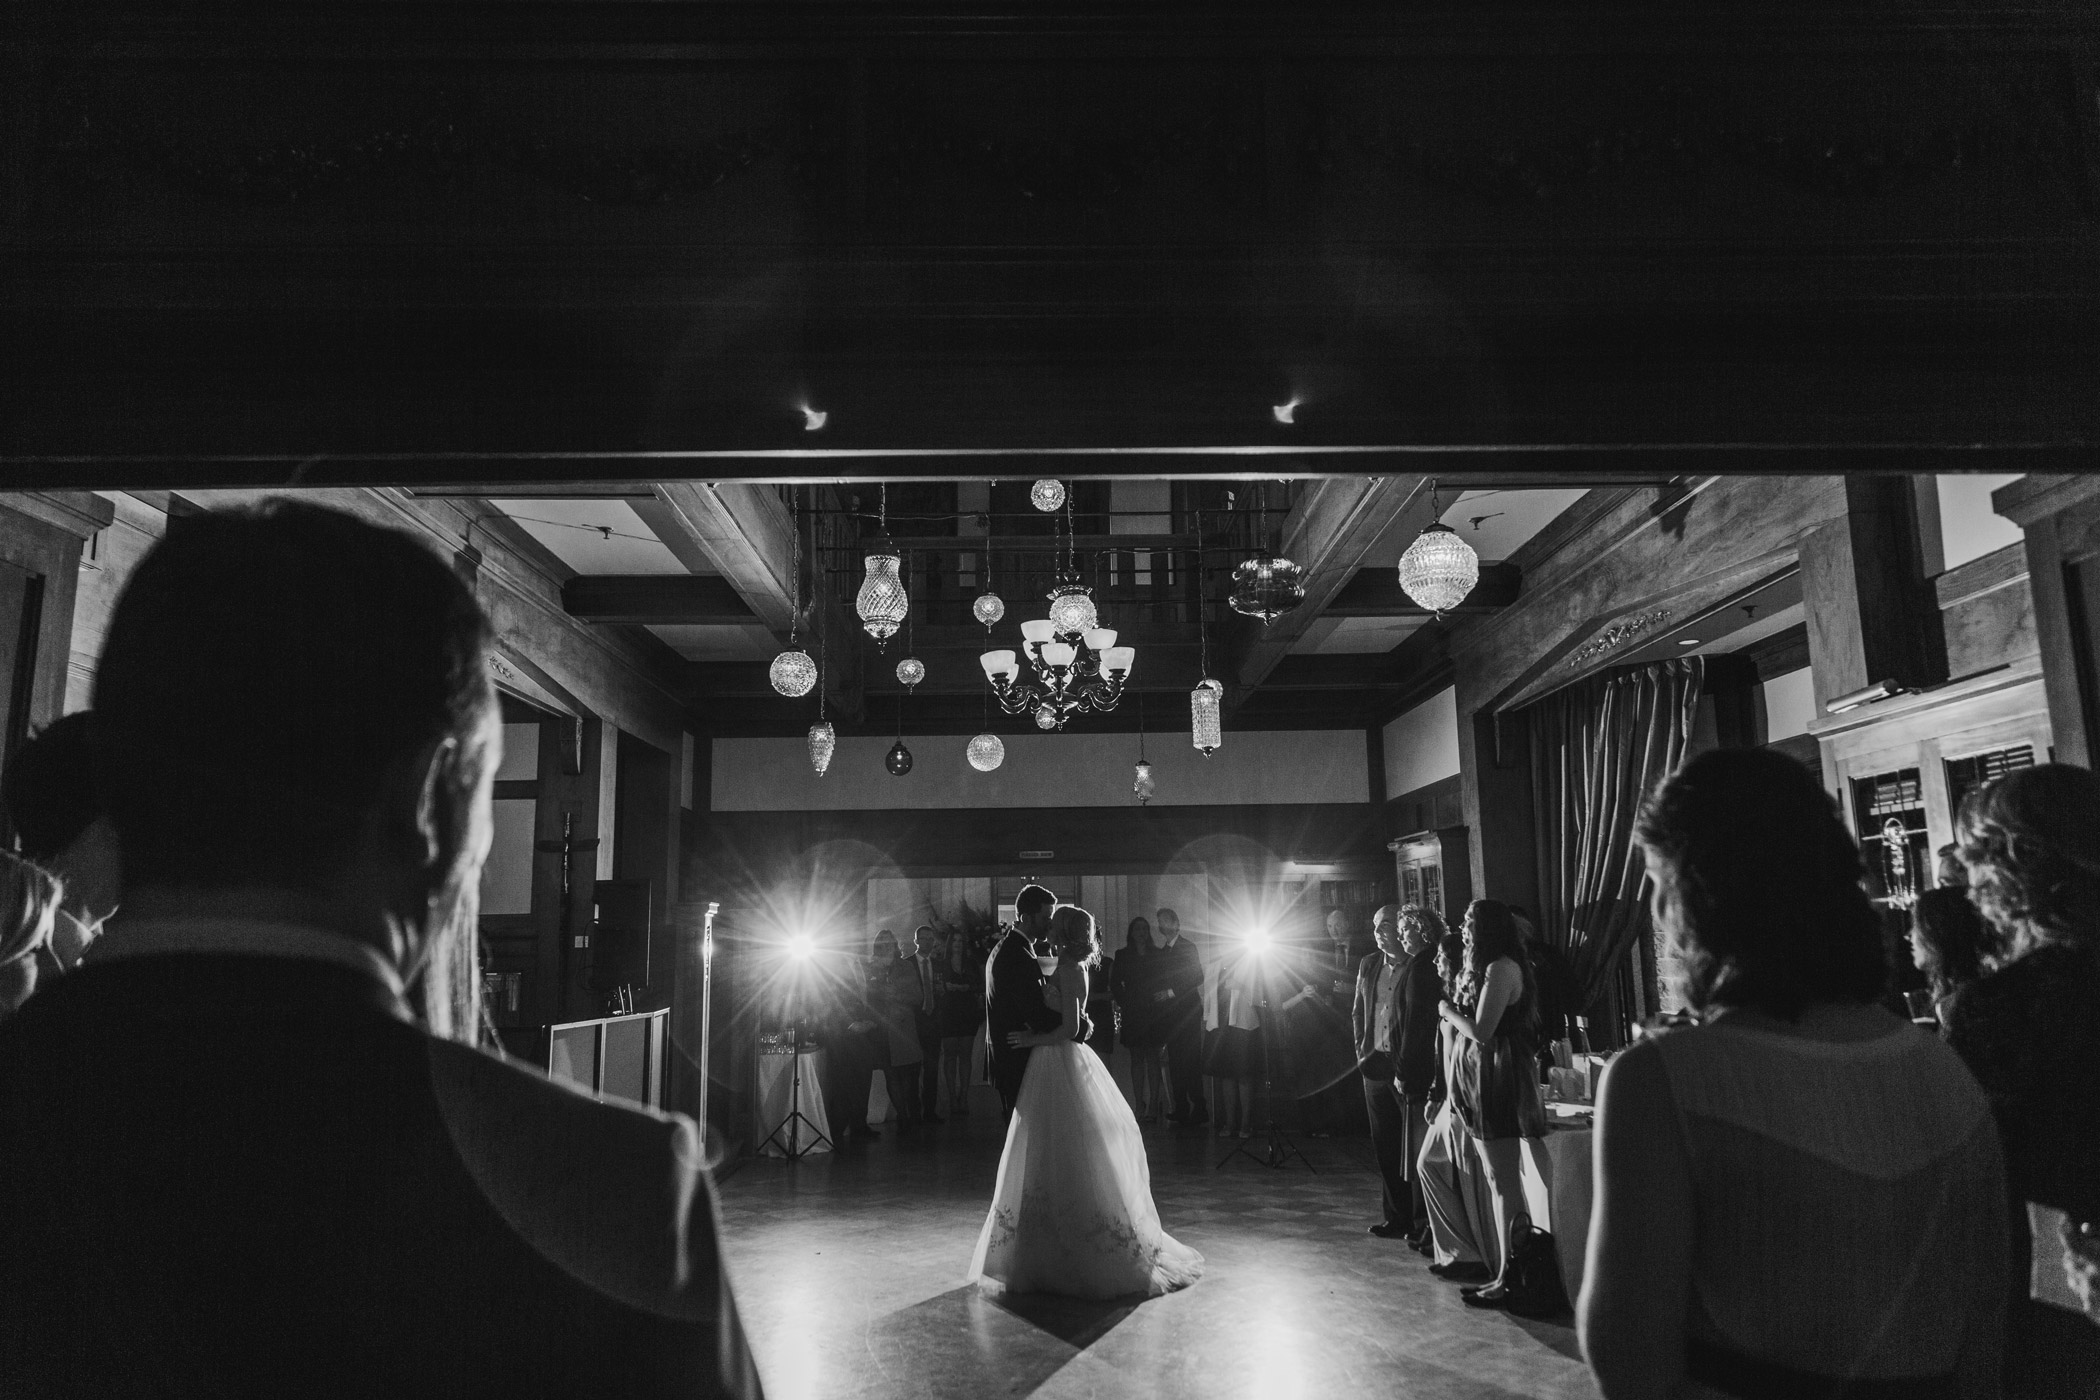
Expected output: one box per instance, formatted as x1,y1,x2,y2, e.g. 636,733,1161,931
715,1080,1599,1400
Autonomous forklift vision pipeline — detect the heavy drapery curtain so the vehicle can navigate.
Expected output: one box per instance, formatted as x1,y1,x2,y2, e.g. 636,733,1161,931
1525,657,1704,1046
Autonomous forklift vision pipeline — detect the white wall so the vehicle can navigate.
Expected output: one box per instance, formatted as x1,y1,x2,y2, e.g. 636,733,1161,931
1936,475,2024,571
1762,668,1816,741
711,728,1368,811
1382,687,1460,798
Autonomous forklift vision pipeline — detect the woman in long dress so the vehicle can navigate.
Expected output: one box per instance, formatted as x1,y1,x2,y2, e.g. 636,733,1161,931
967,905,1205,1301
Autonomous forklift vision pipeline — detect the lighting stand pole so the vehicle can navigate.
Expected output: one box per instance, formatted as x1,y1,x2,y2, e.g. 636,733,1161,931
759,974,832,1162
1217,956,1315,1173
696,901,719,1155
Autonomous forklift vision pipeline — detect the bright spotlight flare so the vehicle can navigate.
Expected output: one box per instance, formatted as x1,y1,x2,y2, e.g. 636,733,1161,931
785,932,815,961
1243,925,1274,954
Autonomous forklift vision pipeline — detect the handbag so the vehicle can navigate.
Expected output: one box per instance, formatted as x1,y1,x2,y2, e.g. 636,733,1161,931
1501,1213,1571,1319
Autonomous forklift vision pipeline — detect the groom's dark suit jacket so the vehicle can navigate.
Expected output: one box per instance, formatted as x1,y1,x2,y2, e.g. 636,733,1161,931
0,945,763,1400
984,930,1063,1108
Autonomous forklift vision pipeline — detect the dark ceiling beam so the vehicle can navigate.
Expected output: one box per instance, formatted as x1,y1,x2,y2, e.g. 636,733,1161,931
1232,476,1431,698
1323,562,1522,617
562,574,756,625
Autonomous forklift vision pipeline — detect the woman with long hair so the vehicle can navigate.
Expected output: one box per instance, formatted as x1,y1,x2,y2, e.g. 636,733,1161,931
1439,899,1547,1306
1909,886,1996,1033
967,905,1203,1299
1948,763,2100,1396
1581,748,2007,1397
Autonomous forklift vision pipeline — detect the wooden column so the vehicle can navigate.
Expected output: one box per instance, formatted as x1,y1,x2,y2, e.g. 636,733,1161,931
1994,474,2100,769
1800,475,1948,712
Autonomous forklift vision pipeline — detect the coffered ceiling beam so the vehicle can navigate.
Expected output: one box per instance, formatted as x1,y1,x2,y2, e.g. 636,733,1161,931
1232,475,1433,697
562,574,757,625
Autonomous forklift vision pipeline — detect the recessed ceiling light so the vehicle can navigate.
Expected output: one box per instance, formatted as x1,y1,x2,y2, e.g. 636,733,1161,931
1678,639,1700,646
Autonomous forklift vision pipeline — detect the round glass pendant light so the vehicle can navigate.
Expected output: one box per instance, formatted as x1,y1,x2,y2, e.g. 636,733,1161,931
1133,758,1156,805
807,722,836,776
769,649,817,698
885,739,914,776
1046,582,1099,636
856,552,908,647
967,733,1005,771
895,656,925,689
1031,479,1066,512
1190,679,1223,757
1034,704,1059,730
973,592,1006,630
1229,557,1307,624
1396,482,1480,619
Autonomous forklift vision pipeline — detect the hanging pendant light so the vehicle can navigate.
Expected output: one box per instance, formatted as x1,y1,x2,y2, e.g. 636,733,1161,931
1031,478,1065,512
1046,580,1099,636
895,657,924,689
1396,480,1479,620
772,489,818,695
857,552,907,647
1133,759,1156,805
1228,556,1305,624
770,649,817,698
967,732,1005,772
808,722,836,776
973,592,1005,629
885,739,914,776
1190,679,1223,757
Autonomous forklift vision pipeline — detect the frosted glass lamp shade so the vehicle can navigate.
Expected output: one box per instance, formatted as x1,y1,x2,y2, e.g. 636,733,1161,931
1041,642,1076,667
1396,523,1479,618
1082,628,1117,651
1101,646,1135,675
1020,619,1056,645
1190,679,1223,757
979,649,1018,680
973,593,1006,629
1031,479,1066,512
856,553,909,645
967,733,1006,771
1047,585,1098,636
808,722,836,776
1133,759,1156,805
769,649,817,698
895,657,925,689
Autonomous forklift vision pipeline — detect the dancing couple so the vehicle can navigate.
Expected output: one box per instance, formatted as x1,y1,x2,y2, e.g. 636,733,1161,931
966,885,1205,1300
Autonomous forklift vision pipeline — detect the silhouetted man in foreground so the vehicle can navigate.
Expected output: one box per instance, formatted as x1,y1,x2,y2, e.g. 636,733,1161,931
0,502,762,1399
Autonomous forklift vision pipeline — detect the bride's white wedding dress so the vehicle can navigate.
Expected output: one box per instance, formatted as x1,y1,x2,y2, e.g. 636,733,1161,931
967,964,1205,1300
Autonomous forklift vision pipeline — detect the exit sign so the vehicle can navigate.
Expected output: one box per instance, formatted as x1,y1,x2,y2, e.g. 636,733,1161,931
1019,850,1055,860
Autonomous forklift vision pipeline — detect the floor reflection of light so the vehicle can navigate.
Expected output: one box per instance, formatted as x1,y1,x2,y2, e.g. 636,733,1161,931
764,1284,826,1400
1245,1313,1305,1400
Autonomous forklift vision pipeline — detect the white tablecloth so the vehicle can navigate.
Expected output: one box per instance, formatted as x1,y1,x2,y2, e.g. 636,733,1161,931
756,1049,832,1157
1534,1125,1594,1306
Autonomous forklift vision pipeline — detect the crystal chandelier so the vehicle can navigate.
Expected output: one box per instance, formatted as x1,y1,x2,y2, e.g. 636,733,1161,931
808,722,835,776
981,622,1135,731
1031,478,1066,512
1396,480,1479,619
855,487,909,648
967,732,1005,772
1190,679,1223,757
1229,557,1305,625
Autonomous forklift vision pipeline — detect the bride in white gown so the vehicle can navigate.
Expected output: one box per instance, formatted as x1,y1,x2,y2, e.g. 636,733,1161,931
967,905,1205,1300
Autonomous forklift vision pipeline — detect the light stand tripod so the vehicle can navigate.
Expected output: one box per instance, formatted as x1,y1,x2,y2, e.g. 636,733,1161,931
759,962,831,1161
1217,949,1315,1173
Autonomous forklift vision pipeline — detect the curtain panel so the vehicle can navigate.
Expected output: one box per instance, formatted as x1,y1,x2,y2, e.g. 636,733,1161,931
1524,657,1704,1045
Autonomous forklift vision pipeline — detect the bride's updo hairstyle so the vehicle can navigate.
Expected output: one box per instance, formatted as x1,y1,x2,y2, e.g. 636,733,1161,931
1634,747,1884,1020
1049,905,1102,968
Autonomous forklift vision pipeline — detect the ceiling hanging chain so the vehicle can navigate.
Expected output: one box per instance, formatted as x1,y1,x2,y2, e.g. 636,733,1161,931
1190,489,1223,757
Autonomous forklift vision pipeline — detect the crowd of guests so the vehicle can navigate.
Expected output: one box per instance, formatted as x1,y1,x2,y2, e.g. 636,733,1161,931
2,497,2096,1399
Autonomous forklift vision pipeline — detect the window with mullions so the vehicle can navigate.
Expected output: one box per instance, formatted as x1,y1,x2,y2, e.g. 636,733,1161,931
1944,744,2035,819
1851,767,1929,909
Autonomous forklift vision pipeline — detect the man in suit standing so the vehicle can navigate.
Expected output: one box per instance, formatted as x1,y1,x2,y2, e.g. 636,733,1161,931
985,885,1062,1116
0,502,761,1399
1155,906,1209,1126
905,925,946,1125
1354,903,1442,1244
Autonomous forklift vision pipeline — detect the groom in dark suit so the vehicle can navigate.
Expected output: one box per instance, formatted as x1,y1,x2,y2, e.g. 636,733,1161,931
984,884,1064,1116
